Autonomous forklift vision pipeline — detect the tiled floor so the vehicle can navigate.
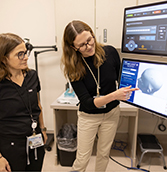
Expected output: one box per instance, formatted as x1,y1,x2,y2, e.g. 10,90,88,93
42,135,167,172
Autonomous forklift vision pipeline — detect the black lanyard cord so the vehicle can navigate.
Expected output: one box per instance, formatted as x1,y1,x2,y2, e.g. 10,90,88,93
9,76,34,122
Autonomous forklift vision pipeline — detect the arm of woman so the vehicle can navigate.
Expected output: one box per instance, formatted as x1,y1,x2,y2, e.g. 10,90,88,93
94,86,139,108
0,154,11,172
37,93,48,144
72,79,139,109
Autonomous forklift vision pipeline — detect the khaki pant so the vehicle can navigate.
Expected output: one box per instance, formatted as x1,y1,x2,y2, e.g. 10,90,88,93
72,105,120,172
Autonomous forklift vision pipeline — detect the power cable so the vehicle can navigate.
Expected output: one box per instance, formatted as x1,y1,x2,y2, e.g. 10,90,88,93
110,140,149,172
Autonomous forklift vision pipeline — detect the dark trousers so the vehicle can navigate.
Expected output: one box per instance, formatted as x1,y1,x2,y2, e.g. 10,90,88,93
0,136,45,171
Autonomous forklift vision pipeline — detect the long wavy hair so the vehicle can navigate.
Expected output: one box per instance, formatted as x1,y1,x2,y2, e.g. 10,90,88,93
0,33,29,81
61,20,105,82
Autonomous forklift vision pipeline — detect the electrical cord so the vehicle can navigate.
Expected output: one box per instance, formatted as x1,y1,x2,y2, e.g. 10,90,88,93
152,113,166,133
109,156,149,172
110,140,150,172
158,118,166,132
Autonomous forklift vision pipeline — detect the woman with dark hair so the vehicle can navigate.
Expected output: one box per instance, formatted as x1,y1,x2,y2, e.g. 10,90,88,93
0,33,47,172
61,20,138,172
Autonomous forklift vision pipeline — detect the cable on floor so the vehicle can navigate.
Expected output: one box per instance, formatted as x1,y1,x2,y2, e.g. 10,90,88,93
110,140,150,172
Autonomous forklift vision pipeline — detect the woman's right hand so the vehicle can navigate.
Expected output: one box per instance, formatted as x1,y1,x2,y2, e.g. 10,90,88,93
0,157,11,172
113,85,139,101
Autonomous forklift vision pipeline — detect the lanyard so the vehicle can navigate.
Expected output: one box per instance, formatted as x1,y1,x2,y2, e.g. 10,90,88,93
9,75,36,125
82,56,100,96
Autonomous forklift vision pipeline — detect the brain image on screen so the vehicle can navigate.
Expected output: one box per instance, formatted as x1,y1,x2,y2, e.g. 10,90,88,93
137,68,163,95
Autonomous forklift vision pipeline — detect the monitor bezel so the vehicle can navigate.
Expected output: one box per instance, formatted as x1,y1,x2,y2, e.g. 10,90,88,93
118,58,167,119
121,1,167,57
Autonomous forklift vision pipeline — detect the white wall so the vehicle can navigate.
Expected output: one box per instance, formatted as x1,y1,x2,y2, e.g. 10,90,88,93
55,0,95,52
138,0,164,5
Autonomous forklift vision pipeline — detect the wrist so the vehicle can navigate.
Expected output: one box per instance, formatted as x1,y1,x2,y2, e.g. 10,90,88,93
41,127,47,132
109,92,116,101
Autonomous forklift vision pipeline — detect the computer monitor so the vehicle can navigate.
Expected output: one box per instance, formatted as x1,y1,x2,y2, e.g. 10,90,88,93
121,1,167,56
118,58,167,119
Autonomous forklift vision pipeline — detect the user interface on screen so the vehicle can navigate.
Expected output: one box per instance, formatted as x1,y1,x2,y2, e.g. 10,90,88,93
121,1,167,56
119,58,167,118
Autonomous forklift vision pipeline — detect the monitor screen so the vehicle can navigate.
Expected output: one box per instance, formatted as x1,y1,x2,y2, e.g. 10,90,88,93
121,1,167,56
118,58,167,118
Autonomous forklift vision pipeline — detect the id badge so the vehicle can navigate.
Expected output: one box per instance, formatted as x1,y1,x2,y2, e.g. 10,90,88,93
93,95,106,109
28,133,44,149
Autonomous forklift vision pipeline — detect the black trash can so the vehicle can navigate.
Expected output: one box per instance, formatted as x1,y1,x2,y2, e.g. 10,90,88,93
57,123,77,167
58,145,77,166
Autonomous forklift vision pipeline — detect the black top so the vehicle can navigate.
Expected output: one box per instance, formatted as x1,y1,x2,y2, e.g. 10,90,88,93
0,69,41,138
71,45,120,114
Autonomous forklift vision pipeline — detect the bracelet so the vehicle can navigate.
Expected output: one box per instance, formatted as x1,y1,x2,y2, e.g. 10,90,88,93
41,127,47,132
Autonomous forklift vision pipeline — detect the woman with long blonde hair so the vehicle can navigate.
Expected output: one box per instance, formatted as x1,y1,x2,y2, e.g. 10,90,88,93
62,20,138,172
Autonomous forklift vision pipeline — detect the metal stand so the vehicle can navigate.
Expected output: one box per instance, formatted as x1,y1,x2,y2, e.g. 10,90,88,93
25,40,57,151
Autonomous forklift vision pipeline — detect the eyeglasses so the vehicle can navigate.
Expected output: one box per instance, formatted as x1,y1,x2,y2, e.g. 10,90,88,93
17,50,30,60
75,36,95,52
